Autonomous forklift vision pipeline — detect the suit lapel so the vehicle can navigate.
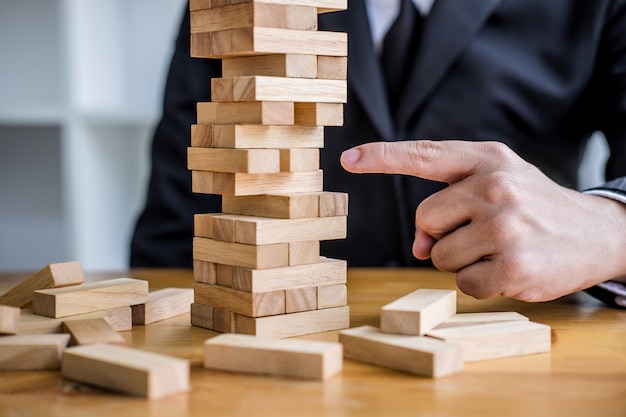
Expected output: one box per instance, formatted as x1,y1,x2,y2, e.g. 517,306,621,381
395,0,504,130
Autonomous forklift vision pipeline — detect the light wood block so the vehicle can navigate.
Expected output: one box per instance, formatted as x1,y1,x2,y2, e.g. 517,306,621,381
204,170,324,196
190,302,213,329
204,334,342,380
285,287,317,313
187,148,280,173
212,215,236,242
32,278,149,319
435,312,529,330
222,193,318,218
197,101,294,125
194,283,285,317
0,334,70,371
206,124,324,149
339,326,463,378
190,0,347,14
0,261,85,308
222,54,317,79
317,284,347,309
193,259,217,284
212,307,236,333
191,124,214,147
380,289,457,336
62,344,190,399
0,305,20,335
319,191,348,216
192,171,214,194
19,306,132,334
189,0,212,11
192,27,347,58
212,76,347,103
131,288,194,325
426,321,551,362
216,264,234,287
235,305,349,338
194,213,220,238
194,236,289,269
288,240,320,265
62,318,126,346
191,3,317,33
317,56,347,79
294,102,344,126
280,148,319,172
232,258,346,292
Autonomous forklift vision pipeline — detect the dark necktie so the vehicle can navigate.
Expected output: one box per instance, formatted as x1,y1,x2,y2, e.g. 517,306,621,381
381,0,423,115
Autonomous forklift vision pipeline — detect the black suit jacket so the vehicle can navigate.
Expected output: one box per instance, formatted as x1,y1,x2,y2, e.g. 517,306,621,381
131,0,626,268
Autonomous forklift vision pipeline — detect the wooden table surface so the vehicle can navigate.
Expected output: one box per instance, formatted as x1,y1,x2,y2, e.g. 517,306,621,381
0,268,624,417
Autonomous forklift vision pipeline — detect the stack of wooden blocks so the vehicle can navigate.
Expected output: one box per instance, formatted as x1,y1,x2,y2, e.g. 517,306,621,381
187,0,351,338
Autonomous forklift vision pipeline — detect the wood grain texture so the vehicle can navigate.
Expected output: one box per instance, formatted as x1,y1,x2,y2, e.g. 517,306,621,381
194,283,285,317
187,147,280,173
189,0,347,13
190,302,213,329
279,148,319,172
204,334,342,380
222,193,319,219
0,304,20,335
0,334,70,371
193,236,289,269
317,284,347,309
288,240,320,265
208,124,324,149
222,54,317,78
227,214,346,244
193,259,217,284
18,306,132,334
197,101,294,125
294,102,344,126
317,56,347,79
131,288,194,325
285,287,317,313
208,170,324,196
62,318,126,346
434,312,529,330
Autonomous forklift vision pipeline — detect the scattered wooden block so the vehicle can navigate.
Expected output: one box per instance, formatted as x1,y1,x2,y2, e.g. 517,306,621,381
190,302,213,329
19,306,132,334
63,318,126,346
380,289,456,336
288,240,320,265
190,3,317,33
189,0,347,14
235,305,349,338
193,259,217,284
426,321,551,362
222,54,317,79
197,170,324,195
205,124,324,149
197,101,294,125
0,304,20,335
285,287,317,313
0,261,84,308
192,27,347,58
62,343,190,398
194,283,285,317
294,102,344,126
32,278,149,318
187,147,280,173
434,312,529,330
232,258,346,292
279,148,319,172
317,284,347,309
339,326,463,378
194,236,289,269
211,76,347,103
0,334,70,371
317,56,347,79
204,334,342,380
131,288,194,325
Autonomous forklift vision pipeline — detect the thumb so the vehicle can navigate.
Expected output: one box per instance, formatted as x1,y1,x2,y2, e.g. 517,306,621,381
340,140,492,184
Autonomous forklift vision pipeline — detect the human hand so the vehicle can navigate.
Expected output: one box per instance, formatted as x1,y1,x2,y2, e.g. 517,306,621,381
340,140,626,301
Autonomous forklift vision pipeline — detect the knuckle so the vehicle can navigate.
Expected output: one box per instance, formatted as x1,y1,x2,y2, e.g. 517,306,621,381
481,170,520,205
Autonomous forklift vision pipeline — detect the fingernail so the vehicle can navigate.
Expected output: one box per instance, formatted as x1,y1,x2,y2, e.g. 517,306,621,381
341,148,361,165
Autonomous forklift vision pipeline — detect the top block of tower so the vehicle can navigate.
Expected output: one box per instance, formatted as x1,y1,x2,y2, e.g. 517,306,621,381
190,0,347,14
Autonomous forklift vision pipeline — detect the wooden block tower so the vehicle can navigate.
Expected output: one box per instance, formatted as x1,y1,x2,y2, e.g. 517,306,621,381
188,0,350,338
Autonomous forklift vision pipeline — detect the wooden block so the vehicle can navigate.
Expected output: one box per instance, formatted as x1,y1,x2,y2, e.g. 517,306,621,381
235,305,349,338
190,3,317,33
191,124,214,147
380,289,457,336
192,171,214,194
285,287,317,313
289,240,320,265
294,102,344,126
62,344,190,398
212,76,347,103
32,278,149,319
0,261,85,307
339,326,463,378
194,213,220,238
0,334,70,371
319,191,348,216
192,27,347,58
426,321,551,362
209,124,324,149
317,56,347,79
222,54,317,78
131,288,194,325
62,318,126,346
434,312,529,330
216,264,234,287
212,216,236,242
194,283,285,317
232,258,346,292
194,236,289,269
207,170,324,195
317,284,347,309
204,334,342,380
212,307,236,333
222,193,319,219
193,259,217,284
280,148,319,172
0,304,20,335
19,306,132,334
230,214,346,245
189,0,212,11
190,302,213,329
197,101,294,125
190,0,347,14
187,148,280,173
